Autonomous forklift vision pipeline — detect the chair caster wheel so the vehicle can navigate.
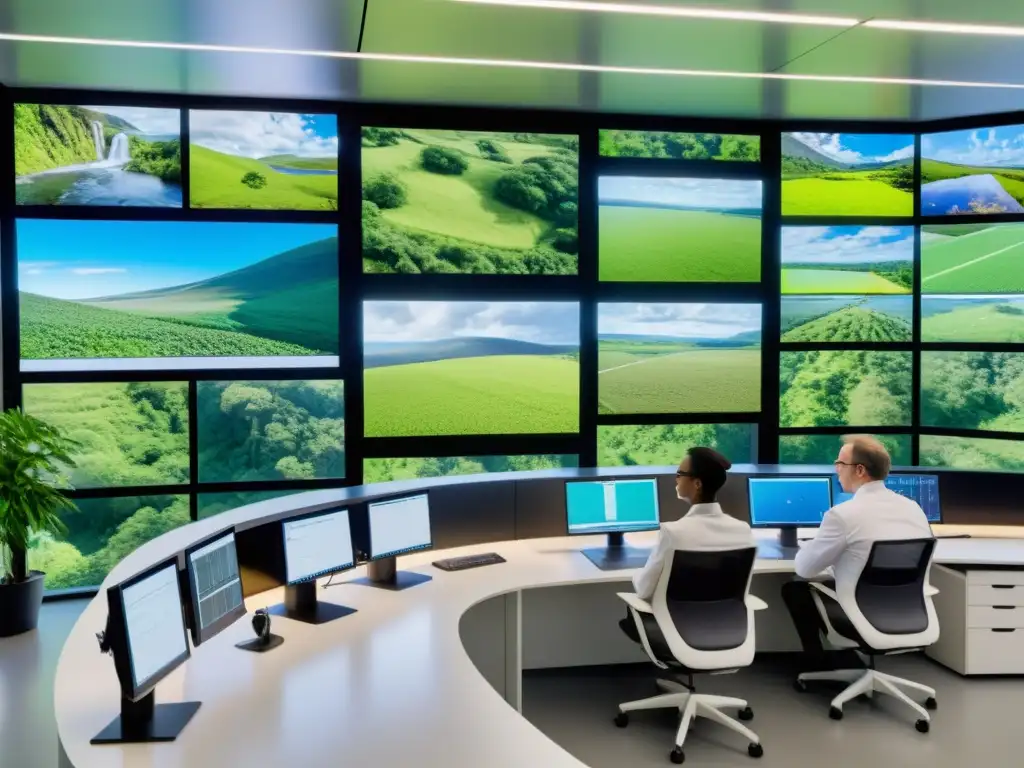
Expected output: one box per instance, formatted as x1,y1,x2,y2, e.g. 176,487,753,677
738,707,754,721
614,712,629,728
925,697,937,711
748,742,764,758
829,706,843,721
794,678,808,693
670,746,685,764
916,719,930,734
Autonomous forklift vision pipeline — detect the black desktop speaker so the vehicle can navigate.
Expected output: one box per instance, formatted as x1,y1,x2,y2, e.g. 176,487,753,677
236,608,283,653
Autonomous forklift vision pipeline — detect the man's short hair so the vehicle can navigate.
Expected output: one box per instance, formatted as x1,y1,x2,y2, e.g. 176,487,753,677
686,446,732,500
842,434,891,481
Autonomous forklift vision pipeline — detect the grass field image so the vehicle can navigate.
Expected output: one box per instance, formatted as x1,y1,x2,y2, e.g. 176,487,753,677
598,303,761,414
781,296,912,342
781,226,913,294
599,176,762,282
363,454,577,483
190,110,337,210
922,352,1024,433
361,128,578,274
781,133,914,217
780,350,912,427
15,104,181,206
597,424,756,467
922,295,1024,342
921,125,1024,215
17,219,339,371
363,301,579,437
779,433,912,466
922,223,1024,293
920,435,1024,472
598,130,760,161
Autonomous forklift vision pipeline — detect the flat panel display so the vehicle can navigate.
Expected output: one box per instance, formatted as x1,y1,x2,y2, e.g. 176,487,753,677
921,223,1024,294
781,226,913,295
363,454,578,482
597,424,756,467
778,434,912,467
186,530,245,644
921,351,1024,434
367,494,432,559
120,561,190,692
830,474,941,522
747,477,832,527
781,296,912,343
920,434,1024,472
921,125,1024,216
565,479,660,535
283,509,355,584
598,130,760,161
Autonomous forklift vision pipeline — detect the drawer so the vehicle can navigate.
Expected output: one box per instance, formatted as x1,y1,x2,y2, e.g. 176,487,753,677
967,628,1024,675
968,584,1024,607
968,605,1024,628
967,570,1024,587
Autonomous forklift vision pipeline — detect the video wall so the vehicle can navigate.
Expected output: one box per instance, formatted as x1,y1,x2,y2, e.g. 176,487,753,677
5,100,1024,592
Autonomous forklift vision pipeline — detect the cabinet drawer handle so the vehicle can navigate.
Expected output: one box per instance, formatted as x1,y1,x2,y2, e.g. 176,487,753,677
993,606,1017,610
992,585,1017,590
992,628,1017,633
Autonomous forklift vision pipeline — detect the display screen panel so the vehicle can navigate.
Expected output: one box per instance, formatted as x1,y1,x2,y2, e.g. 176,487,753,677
921,224,1024,294
598,176,762,282
598,303,761,414
597,424,756,467
921,125,1024,216
781,132,914,217
922,295,1024,343
363,301,580,437
778,433,912,466
189,110,338,211
780,350,912,428
198,490,297,520
781,226,913,295
361,128,578,275
920,434,1024,472
921,351,1024,433
363,454,578,482
598,130,760,161
781,296,912,343
17,220,339,372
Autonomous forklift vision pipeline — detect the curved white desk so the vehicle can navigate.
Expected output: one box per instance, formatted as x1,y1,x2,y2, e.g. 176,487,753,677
54,491,1024,768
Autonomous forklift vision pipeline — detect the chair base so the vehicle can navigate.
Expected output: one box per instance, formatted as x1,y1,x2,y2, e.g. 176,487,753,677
618,680,761,758
797,668,935,728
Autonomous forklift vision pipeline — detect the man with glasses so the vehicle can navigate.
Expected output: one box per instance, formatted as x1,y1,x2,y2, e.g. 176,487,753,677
780,434,932,669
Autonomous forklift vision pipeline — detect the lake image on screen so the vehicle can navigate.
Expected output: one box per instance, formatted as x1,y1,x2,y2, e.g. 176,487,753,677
363,301,579,437
190,110,338,210
781,226,913,295
781,133,914,217
598,176,762,282
922,295,1024,343
361,128,578,275
14,104,181,207
922,223,1024,293
598,303,761,414
17,219,339,371
921,125,1024,216
781,295,912,343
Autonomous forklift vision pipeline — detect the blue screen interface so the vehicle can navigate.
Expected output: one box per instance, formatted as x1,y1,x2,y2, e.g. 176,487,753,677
748,477,832,527
566,479,660,535
830,474,941,522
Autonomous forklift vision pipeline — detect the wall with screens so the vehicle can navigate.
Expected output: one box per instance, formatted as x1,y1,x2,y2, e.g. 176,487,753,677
7,93,1024,593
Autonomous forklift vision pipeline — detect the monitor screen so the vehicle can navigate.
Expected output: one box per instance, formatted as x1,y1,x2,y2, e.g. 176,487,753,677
565,478,661,536
748,477,832,528
282,508,355,584
831,474,941,522
120,561,190,694
367,493,433,559
186,530,245,645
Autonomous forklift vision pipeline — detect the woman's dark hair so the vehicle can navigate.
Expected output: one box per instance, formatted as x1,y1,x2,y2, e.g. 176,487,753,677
687,446,732,502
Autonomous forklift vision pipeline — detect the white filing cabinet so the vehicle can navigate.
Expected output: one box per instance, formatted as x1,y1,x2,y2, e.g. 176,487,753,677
928,564,1024,675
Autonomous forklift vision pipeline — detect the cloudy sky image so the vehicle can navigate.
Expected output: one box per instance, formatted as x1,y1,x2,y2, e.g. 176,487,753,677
599,176,762,211
786,133,915,165
190,110,338,158
84,106,180,136
782,226,914,265
598,302,761,340
922,125,1024,168
364,301,579,346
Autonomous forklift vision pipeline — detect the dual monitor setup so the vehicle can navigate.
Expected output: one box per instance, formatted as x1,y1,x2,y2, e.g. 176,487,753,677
565,473,942,569
91,491,433,746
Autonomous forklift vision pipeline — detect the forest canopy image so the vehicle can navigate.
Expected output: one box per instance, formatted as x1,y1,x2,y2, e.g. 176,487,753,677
597,424,756,467
363,454,578,483
920,435,1024,472
15,104,181,207
598,130,760,161
361,128,578,275
921,352,1024,433
778,433,912,466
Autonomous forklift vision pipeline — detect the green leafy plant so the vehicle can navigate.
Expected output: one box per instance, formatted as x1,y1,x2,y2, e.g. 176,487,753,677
0,409,79,585
241,171,267,190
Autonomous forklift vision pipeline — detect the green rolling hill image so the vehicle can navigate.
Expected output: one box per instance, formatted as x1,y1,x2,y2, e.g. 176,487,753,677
922,224,1024,293
922,296,1024,343
782,304,912,343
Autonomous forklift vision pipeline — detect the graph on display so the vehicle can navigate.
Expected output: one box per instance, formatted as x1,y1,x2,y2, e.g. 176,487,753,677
189,534,244,632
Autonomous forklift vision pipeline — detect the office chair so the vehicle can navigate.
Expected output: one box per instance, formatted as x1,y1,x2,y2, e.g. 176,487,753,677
615,547,766,764
795,537,940,732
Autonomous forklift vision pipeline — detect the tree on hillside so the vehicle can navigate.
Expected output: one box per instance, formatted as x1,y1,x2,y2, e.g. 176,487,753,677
242,171,267,189
421,146,469,175
363,173,407,209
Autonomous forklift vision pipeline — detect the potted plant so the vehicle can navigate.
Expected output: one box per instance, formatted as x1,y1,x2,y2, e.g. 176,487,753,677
0,408,78,637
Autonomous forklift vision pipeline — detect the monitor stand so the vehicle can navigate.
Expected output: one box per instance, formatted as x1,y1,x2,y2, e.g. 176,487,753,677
758,528,800,560
581,533,651,571
778,528,799,549
91,691,200,744
267,581,356,625
351,557,432,591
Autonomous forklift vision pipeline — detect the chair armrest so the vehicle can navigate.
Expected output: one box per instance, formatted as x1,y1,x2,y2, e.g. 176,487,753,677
809,582,839,602
925,584,939,597
746,594,768,612
617,592,654,614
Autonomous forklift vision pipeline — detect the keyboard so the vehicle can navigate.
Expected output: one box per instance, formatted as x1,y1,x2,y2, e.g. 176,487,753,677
433,553,507,572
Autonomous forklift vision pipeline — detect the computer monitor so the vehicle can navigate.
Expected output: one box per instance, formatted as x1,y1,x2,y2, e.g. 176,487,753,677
565,478,661,570
830,473,942,523
748,476,832,547
92,556,200,744
357,493,433,590
183,528,245,647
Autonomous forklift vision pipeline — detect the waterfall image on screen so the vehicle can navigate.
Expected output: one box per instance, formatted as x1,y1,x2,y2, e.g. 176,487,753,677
921,125,1024,216
14,104,181,207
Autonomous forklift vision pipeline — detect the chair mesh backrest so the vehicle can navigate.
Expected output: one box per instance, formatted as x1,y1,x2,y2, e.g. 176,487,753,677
855,538,935,635
662,548,756,652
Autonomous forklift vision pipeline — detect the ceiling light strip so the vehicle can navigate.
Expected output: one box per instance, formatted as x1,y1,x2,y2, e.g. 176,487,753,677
865,19,1024,37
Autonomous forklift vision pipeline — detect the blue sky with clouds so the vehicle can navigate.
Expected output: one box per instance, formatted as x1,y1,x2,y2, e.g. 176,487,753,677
599,176,762,210
364,301,579,345
782,226,914,265
190,110,339,158
922,125,1024,168
598,303,761,339
786,133,915,165
82,106,180,135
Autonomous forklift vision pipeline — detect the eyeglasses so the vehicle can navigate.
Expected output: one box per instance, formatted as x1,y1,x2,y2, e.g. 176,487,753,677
833,460,863,468
675,471,695,478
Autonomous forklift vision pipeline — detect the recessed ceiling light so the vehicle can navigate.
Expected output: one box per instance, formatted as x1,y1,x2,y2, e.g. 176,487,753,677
1,32,1024,90
865,19,1024,37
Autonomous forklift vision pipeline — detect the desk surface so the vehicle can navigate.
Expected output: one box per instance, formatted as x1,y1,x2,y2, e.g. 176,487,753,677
55,520,1024,768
